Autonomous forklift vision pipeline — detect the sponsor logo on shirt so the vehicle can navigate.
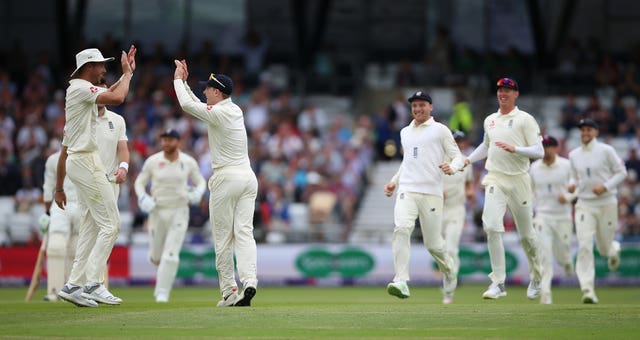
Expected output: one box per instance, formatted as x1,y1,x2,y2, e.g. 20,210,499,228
207,105,213,110
158,162,165,169
489,120,495,129
89,86,99,93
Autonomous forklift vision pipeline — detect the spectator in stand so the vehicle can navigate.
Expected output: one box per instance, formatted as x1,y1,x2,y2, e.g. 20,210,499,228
560,94,582,132
298,102,329,137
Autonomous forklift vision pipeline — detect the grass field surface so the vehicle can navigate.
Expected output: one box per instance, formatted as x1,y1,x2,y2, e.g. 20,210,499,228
1,285,639,339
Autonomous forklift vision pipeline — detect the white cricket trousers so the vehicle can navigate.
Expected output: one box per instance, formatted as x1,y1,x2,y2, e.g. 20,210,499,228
209,166,258,297
533,215,573,295
442,203,466,275
482,172,542,284
574,203,619,294
392,191,454,283
65,152,120,286
46,201,81,296
148,205,189,298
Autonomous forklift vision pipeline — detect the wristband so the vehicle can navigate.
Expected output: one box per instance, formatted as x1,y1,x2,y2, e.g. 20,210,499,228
119,162,129,172
55,188,64,193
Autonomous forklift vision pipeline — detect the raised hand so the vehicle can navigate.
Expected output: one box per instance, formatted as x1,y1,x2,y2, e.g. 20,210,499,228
180,59,189,81
174,60,185,80
127,45,137,72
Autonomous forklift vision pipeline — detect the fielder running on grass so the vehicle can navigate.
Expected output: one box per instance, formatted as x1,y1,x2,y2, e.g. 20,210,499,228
173,60,259,307
134,128,206,303
441,130,474,304
530,135,575,304
568,118,626,304
463,77,544,300
55,46,136,307
384,91,465,304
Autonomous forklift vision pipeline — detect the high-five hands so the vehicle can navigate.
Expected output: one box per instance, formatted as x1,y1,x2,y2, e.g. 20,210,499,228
121,45,137,75
173,59,189,80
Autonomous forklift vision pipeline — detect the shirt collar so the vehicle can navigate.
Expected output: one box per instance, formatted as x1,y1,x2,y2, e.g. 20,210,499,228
582,137,598,151
498,106,519,117
411,116,434,128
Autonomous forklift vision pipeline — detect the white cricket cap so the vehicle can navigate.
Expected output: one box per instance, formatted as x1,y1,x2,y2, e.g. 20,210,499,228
70,48,115,77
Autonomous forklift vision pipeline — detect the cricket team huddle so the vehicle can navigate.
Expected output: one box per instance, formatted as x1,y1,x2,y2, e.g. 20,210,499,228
24,44,626,307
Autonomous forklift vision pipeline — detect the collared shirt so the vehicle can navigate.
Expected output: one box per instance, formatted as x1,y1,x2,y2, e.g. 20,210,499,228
530,156,573,219
134,151,206,208
482,106,541,175
62,79,107,154
569,138,627,206
173,80,251,171
393,117,463,197
42,151,78,203
97,109,128,180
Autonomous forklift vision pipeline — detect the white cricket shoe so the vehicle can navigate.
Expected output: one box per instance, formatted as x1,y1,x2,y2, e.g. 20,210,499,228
582,290,599,304
526,280,541,300
442,292,454,305
234,287,257,306
58,284,98,307
155,293,169,303
217,289,239,307
608,242,621,272
482,282,507,299
386,281,410,299
82,284,123,305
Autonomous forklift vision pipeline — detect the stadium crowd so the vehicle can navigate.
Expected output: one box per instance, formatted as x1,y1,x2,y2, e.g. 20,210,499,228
2,33,640,245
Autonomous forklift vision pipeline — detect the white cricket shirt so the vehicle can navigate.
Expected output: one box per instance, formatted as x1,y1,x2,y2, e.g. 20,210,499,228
530,156,573,219
42,151,78,203
134,151,206,208
569,138,627,206
173,80,251,171
481,106,542,175
443,163,472,207
97,109,128,179
62,79,106,154
394,117,463,197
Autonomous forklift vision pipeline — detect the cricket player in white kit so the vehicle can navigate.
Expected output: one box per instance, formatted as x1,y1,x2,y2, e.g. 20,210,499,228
463,78,544,300
384,91,465,304
41,80,129,302
41,150,81,302
530,135,575,304
55,46,136,307
173,60,259,307
568,118,626,304
135,129,206,303
441,130,473,304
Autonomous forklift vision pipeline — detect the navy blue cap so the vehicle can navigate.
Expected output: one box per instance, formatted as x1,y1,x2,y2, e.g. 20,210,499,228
578,118,598,129
201,73,233,95
408,91,432,104
160,129,180,139
452,130,466,141
542,135,558,147
496,77,519,91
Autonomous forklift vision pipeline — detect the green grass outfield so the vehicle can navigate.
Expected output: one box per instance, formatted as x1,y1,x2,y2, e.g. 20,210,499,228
1,285,639,339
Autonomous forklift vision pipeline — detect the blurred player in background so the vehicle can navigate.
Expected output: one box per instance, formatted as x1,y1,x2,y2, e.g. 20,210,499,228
40,146,81,302
384,91,464,304
530,135,575,304
568,118,626,304
55,46,136,307
173,60,259,307
463,77,544,300
441,130,474,304
134,128,206,303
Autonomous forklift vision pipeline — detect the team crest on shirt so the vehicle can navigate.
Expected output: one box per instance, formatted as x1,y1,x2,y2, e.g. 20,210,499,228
108,121,114,130
489,120,495,129
508,119,513,128
89,86,99,93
